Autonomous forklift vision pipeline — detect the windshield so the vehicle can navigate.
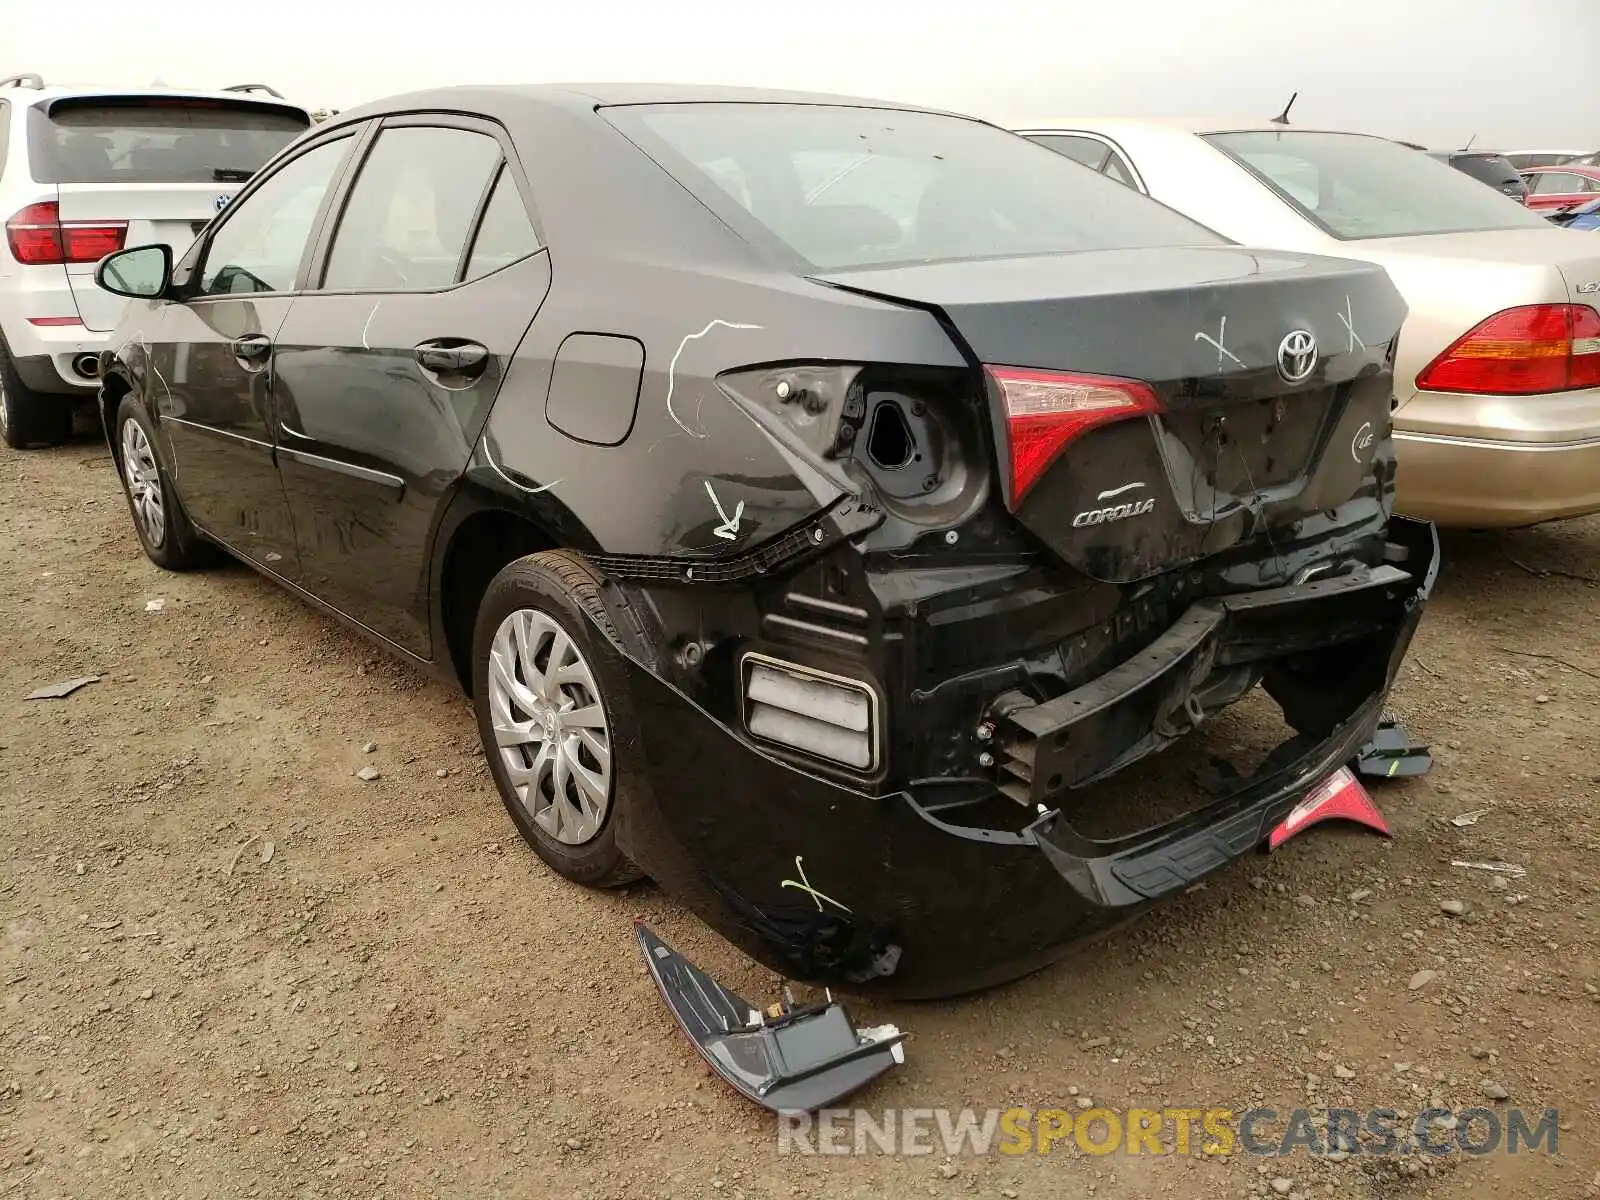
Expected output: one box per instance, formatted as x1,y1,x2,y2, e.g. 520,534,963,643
29,98,309,184
1204,131,1552,240
605,103,1225,271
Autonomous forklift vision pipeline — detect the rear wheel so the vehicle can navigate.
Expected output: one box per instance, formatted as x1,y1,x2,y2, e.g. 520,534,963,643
115,395,209,570
0,341,73,449
472,551,643,888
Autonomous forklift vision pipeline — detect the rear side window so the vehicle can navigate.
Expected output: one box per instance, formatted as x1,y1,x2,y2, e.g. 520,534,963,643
321,126,503,291
1205,130,1550,239
27,98,309,184
606,103,1224,271
463,165,541,281
1029,133,1110,170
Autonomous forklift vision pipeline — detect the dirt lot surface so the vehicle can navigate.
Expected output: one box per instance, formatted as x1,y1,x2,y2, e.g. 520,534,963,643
2,435,1598,1200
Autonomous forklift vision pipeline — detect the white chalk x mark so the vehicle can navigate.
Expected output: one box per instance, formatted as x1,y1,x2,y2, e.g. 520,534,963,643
1339,295,1365,354
780,855,851,913
1194,316,1245,371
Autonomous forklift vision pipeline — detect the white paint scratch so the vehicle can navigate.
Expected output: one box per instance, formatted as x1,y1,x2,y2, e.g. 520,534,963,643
361,302,381,350
1194,316,1245,371
704,479,745,541
482,437,561,495
666,320,761,438
1339,295,1365,354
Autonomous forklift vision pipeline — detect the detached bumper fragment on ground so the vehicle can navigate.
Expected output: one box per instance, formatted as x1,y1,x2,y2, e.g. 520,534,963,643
635,921,904,1112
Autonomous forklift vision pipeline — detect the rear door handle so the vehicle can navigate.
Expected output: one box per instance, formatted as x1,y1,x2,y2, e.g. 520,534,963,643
414,340,488,380
231,334,272,370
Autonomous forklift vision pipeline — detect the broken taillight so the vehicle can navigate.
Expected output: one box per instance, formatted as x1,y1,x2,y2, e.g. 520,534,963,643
986,366,1163,507
5,201,128,266
1415,303,1600,395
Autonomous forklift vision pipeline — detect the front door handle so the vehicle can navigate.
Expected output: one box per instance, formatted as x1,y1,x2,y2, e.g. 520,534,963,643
231,334,272,370
414,340,488,380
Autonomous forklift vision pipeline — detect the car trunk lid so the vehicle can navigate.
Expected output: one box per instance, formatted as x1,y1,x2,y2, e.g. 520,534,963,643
817,245,1407,583
56,184,233,331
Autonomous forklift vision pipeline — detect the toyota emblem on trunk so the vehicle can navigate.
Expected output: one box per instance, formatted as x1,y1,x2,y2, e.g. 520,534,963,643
1277,329,1317,384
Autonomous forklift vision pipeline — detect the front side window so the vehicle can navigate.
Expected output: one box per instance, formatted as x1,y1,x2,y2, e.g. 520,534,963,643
321,126,503,291
1204,131,1551,240
606,103,1223,271
197,135,351,296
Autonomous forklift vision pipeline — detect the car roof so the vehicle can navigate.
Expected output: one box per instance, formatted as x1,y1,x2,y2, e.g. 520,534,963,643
329,82,965,125
1013,116,1384,137
1522,163,1600,176
3,83,311,116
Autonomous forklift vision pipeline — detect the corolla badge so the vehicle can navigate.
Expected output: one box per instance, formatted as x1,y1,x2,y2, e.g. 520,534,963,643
1074,483,1156,527
1351,421,1375,462
1277,329,1317,384
214,193,235,213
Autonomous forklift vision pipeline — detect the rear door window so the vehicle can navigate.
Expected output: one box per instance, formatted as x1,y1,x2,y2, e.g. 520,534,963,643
320,126,504,291
27,98,309,184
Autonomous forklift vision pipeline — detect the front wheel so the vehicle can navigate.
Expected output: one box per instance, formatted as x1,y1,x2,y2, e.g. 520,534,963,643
115,395,209,570
471,550,643,888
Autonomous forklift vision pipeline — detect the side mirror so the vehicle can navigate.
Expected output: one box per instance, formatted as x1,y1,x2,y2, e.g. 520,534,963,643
95,244,173,300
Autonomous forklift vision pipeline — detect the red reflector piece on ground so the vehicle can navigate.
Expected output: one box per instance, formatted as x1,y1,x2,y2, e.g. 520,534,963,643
1266,766,1389,850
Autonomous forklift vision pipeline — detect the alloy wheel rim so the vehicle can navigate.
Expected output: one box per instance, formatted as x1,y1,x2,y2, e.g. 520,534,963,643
120,418,166,548
487,608,613,845
0,370,10,436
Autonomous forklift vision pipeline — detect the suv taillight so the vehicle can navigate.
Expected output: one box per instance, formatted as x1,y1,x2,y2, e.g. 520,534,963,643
1415,304,1600,395
986,366,1163,507
5,201,128,266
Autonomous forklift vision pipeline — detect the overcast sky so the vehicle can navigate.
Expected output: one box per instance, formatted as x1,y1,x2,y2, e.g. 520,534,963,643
7,0,1598,149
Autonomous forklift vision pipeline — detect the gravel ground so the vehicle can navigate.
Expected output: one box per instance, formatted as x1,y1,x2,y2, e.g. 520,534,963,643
2,435,1597,1200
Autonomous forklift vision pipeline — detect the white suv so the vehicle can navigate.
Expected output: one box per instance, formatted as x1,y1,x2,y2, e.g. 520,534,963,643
0,75,312,447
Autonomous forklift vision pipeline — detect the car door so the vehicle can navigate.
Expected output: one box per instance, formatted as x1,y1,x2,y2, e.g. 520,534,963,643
271,118,550,655
1525,170,1592,210
150,131,359,574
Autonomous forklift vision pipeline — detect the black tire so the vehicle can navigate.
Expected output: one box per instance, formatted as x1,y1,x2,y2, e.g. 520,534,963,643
114,394,210,570
0,340,73,449
471,550,644,888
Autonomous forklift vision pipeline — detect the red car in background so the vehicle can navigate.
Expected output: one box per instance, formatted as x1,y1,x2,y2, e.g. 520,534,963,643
1521,164,1600,211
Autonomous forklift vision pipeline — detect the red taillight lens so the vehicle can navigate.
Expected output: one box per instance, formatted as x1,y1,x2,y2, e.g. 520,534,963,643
1416,304,1600,395
986,366,1162,507
5,201,127,266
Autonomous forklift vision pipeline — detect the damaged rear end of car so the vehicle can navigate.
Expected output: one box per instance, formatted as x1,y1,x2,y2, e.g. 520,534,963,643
477,97,1436,999
576,246,1431,1000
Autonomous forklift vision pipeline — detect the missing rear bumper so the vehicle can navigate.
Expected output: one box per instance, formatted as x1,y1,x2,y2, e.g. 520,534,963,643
635,921,904,1111
593,518,1438,998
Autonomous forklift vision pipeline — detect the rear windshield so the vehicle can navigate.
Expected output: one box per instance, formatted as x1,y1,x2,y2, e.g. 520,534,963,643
1204,130,1551,240
604,103,1225,271
29,98,309,184
1451,154,1523,188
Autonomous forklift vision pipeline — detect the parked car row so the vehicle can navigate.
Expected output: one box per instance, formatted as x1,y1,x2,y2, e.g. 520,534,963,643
0,75,1591,995
0,73,313,445
1020,118,1600,528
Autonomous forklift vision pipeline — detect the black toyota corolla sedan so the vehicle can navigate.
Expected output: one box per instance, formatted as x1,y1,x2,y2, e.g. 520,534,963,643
94,83,1435,998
